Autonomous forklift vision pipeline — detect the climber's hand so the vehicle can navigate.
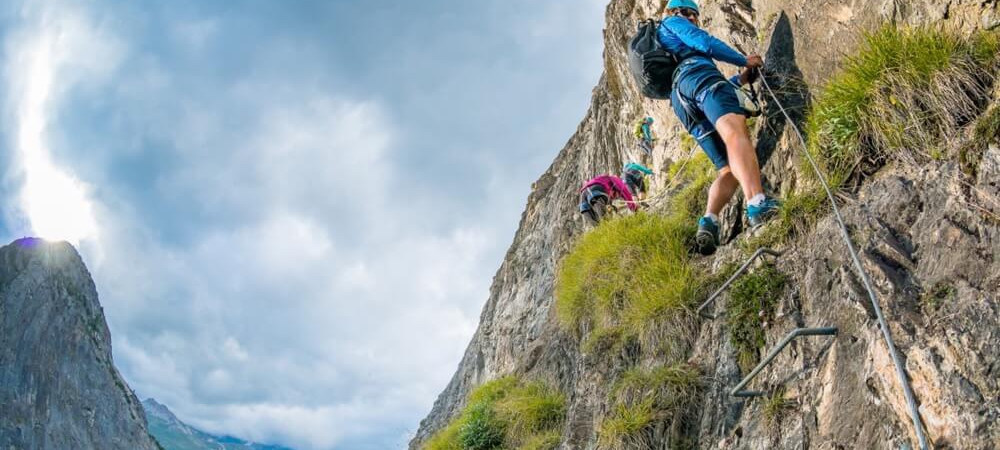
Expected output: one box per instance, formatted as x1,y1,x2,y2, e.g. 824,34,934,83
746,54,763,69
739,66,760,85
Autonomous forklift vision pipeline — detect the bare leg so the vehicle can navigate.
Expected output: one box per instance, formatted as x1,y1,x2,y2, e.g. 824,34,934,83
714,113,764,200
706,167,739,216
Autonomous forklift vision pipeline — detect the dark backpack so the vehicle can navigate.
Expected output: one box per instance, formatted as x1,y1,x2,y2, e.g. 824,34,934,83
628,19,679,99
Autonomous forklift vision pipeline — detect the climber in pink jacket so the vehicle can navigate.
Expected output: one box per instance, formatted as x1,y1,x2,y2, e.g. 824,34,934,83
578,175,637,225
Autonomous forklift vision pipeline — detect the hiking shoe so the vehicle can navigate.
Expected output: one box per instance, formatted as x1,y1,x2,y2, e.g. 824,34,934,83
695,216,720,256
746,197,780,228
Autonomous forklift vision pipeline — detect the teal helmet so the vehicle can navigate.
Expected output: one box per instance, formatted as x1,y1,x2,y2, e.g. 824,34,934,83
645,116,654,123
667,0,699,12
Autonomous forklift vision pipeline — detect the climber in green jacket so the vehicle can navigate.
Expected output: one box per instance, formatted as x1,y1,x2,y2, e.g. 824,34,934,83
633,116,656,159
622,161,654,200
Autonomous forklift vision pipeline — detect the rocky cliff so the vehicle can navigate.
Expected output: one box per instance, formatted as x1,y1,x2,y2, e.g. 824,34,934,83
411,0,1000,449
0,238,160,450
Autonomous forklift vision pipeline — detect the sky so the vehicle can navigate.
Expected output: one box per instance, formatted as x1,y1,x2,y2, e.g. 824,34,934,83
0,1,607,449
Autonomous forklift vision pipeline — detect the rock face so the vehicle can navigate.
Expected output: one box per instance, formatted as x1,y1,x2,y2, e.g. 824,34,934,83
411,0,999,449
692,160,1000,449
143,398,294,450
0,238,160,450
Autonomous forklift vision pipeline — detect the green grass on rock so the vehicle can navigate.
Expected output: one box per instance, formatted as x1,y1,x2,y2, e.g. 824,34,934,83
805,25,1000,188
598,364,702,450
556,155,715,354
725,264,787,372
422,377,566,450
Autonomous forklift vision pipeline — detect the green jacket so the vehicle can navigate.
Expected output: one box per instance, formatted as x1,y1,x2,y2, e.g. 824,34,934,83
623,162,654,175
633,120,653,141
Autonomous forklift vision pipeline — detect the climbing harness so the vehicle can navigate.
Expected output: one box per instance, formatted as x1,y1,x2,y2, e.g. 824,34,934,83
736,80,762,117
758,71,930,450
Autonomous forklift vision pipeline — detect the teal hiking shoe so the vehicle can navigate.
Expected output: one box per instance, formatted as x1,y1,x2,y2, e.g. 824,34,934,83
746,197,780,228
695,216,720,256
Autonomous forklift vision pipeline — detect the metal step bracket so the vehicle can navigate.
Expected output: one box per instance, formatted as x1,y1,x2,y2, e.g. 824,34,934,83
697,247,783,319
730,326,838,397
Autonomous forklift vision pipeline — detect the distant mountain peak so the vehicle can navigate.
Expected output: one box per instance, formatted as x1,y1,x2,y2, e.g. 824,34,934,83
142,398,181,424
142,398,295,450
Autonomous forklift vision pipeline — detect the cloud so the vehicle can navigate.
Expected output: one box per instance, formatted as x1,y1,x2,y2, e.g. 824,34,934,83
78,84,491,447
2,2,122,245
103,216,487,449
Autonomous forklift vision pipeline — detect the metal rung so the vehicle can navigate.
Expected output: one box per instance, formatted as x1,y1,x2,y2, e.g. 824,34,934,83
696,247,783,319
730,327,838,397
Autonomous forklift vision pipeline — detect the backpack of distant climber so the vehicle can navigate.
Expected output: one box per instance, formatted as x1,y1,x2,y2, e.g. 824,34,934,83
633,118,646,139
628,19,680,99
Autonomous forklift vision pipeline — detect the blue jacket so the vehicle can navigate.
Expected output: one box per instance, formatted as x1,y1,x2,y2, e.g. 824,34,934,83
658,16,746,93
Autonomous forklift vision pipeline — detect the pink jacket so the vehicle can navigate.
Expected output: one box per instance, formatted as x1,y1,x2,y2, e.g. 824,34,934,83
580,175,637,211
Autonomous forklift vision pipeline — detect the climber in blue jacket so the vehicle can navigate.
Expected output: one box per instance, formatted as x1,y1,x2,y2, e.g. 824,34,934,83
659,0,779,255
622,161,654,200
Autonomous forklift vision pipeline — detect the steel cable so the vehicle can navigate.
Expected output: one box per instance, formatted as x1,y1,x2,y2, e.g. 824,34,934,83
758,72,929,450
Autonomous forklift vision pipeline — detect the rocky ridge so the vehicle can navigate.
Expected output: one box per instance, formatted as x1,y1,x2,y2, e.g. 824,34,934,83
411,0,1000,448
0,238,160,450
143,398,295,450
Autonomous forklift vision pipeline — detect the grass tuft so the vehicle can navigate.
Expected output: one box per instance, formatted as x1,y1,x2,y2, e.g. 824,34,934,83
494,382,566,445
598,399,656,449
921,282,957,313
517,430,562,450
556,155,715,349
725,264,787,372
598,364,702,450
762,387,796,425
554,211,697,334
805,26,1000,187
458,402,505,450
468,376,518,406
424,422,463,450
959,102,1000,176
422,377,566,450
611,364,702,408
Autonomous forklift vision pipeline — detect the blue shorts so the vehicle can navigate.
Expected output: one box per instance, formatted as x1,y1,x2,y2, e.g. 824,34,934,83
695,81,745,125
671,65,746,170
695,131,729,170
579,185,608,212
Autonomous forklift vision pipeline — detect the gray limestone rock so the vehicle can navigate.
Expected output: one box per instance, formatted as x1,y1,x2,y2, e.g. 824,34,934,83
0,238,160,450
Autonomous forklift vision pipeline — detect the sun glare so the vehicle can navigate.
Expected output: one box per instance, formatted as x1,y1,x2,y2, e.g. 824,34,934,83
11,21,99,246
21,158,98,246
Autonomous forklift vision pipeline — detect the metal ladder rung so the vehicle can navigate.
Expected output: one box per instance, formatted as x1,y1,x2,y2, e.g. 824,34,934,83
696,247,782,319
730,327,838,397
